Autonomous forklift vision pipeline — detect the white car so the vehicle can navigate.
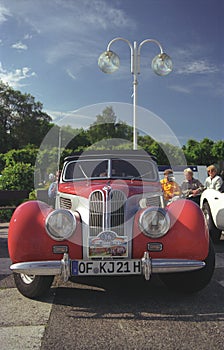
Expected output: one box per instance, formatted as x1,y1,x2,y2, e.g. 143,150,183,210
200,189,224,243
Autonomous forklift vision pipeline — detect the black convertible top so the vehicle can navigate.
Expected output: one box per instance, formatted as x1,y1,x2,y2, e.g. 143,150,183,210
64,149,157,163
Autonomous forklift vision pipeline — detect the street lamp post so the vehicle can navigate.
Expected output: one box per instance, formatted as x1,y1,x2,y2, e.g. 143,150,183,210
98,37,173,150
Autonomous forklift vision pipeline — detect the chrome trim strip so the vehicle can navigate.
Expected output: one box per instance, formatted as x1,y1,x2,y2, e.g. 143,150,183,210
142,251,205,280
151,259,205,272
10,253,70,281
10,261,62,275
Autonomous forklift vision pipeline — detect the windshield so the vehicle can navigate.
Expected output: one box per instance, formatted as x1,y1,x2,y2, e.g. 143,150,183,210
63,158,158,182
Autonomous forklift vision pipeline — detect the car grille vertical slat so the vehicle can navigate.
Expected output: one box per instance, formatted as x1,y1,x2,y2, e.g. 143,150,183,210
89,191,104,236
110,190,126,235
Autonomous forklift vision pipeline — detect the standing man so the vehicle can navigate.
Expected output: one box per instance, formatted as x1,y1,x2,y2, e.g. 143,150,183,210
204,165,223,190
48,171,60,207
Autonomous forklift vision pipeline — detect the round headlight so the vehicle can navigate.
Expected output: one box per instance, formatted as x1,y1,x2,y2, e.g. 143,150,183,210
45,209,76,241
139,207,170,238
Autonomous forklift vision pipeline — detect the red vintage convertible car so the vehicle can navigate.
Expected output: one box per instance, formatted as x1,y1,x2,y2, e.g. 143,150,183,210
8,150,215,298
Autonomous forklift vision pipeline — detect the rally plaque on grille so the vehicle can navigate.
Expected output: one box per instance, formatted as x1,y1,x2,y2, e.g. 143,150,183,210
88,231,128,258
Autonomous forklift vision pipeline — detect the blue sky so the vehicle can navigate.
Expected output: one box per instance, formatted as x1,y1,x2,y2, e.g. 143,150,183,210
0,0,223,146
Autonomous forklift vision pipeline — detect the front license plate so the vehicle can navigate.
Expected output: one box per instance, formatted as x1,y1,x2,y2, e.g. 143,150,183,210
71,260,142,276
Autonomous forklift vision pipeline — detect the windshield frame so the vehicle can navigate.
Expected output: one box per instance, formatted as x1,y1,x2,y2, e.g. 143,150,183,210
62,158,159,182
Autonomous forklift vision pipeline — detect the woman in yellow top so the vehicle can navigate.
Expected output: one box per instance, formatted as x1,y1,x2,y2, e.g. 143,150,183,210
160,169,181,202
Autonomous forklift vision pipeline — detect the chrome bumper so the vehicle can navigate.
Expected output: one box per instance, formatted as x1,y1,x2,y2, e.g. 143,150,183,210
10,252,205,281
141,252,205,280
10,253,70,282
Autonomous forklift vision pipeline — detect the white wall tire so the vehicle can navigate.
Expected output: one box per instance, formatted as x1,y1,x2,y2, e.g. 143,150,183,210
13,273,54,299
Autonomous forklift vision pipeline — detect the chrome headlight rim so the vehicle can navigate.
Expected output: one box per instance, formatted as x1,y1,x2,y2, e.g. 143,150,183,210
45,209,76,241
139,207,170,238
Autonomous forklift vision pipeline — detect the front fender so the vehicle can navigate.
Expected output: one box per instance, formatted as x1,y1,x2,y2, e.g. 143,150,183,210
8,200,82,263
133,199,209,260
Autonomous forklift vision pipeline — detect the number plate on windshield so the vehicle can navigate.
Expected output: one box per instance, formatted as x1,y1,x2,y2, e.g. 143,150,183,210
71,260,142,276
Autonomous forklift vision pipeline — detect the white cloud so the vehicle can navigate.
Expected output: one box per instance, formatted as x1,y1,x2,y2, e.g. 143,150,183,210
24,33,32,40
0,4,11,24
46,41,76,64
44,107,97,129
53,0,134,30
0,0,136,78
11,41,28,50
66,69,76,80
46,39,98,69
176,59,219,75
0,62,36,88
44,109,64,121
2,0,134,35
174,46,219,75
169,85,191,94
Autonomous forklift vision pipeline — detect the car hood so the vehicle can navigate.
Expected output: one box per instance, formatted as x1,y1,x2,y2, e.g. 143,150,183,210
58,179,161,199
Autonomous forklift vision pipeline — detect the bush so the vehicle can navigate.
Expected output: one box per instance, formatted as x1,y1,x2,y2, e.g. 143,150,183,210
4,146,38,167
0,208,15,223
0,162,34,192
0,153,6,173
29,190,37,200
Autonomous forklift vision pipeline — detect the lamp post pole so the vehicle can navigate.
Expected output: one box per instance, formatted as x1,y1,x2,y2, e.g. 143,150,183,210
132,41,138,150
98,37,172,150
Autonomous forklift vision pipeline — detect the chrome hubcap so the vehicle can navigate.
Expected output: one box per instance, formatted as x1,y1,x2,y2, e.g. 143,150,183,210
20,274,35,284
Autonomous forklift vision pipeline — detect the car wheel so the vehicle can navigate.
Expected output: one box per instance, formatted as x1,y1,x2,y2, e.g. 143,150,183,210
202,202,222,243
13,273,54,299
159,239,215,293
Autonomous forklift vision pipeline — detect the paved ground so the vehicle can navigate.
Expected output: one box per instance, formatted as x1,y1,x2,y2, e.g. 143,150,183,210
0,223,54,350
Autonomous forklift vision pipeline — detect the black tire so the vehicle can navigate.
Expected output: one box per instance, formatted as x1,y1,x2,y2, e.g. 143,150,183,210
159,240,215,293
202,202,222,243
13,273,54,299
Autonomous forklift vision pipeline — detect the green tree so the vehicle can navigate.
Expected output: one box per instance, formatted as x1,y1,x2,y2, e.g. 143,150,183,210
183,138,216,165
211,140,224,162
88,106,132,146
199,138,216,164
182,139,200,164
211,140,224,169
0,81,52,152
60,125,90,152
147,141,168,164
35,147,59,183
141,140,185,165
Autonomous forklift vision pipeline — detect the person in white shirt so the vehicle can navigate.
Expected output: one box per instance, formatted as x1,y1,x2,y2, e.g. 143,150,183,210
204,165,223,191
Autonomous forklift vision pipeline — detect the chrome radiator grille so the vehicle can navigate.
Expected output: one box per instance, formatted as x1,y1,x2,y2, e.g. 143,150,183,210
89,190,126,236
